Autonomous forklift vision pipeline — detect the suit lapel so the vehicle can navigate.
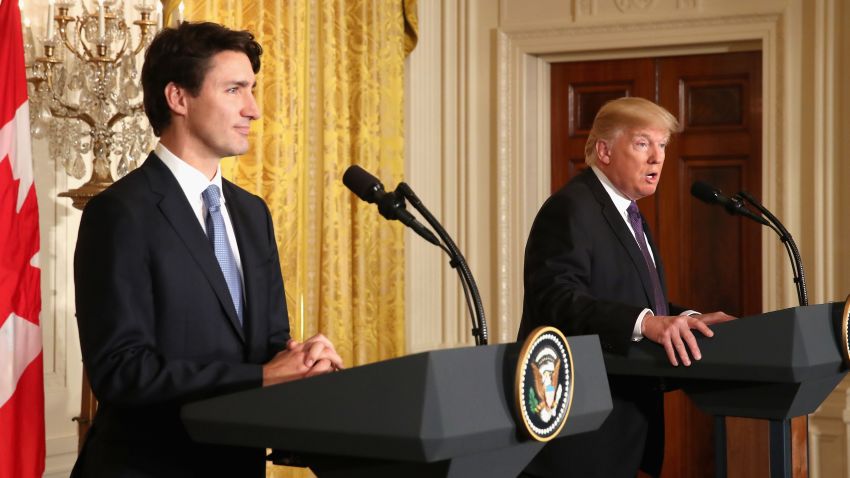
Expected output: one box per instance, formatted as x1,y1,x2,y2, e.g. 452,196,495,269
142,154,246,343
580,170,657,308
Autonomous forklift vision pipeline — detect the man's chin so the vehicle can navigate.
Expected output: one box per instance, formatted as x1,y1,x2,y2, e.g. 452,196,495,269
222,145,250,158
634,187,658,200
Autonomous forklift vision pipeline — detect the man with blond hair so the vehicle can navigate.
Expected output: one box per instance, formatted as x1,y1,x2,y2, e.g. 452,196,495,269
517,97,733,477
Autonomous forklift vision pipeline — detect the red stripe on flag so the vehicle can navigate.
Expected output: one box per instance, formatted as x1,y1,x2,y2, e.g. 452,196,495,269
0,0,28,123
0,354,45,478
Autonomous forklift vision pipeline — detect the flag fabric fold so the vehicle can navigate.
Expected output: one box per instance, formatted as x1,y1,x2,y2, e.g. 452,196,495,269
0,0,46,476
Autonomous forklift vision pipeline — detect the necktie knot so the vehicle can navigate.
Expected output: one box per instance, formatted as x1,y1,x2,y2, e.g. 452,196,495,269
202,184,222,211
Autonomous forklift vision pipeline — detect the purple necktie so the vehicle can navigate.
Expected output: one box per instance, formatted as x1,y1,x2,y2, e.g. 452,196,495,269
626,201,668,316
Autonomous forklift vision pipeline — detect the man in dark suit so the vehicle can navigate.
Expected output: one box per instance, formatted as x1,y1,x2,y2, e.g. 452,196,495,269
72,22,343,477
518,97,733,477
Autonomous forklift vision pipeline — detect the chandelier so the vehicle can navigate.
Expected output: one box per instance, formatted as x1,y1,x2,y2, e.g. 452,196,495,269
24,0,163,210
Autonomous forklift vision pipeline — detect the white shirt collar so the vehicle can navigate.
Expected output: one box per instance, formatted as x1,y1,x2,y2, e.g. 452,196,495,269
591,166,632,217
155,142,225,209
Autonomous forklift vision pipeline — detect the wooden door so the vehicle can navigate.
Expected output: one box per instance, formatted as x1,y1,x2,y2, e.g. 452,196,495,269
550,51,788,477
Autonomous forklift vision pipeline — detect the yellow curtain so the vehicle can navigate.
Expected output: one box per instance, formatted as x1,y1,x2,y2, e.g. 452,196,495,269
160,0,181,27
179,1,414,475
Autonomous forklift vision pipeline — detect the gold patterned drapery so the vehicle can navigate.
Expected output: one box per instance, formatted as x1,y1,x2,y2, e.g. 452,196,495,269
178,1,415,475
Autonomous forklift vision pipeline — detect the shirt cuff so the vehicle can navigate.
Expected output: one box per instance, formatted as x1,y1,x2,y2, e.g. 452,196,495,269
631,308,654,342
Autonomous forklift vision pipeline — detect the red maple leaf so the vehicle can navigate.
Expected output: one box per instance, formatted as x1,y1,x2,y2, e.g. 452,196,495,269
0,155,40,328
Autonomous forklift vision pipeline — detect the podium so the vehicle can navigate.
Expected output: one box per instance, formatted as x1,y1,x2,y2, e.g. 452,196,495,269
182,335,612,478
603,303,847,417
603,303,849,477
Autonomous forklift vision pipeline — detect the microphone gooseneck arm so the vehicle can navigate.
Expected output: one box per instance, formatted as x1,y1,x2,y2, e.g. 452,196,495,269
396,182,489,346
375,191,442,246
737,191,808,306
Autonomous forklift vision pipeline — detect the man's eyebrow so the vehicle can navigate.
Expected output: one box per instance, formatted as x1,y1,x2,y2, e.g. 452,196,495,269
632,132,670,142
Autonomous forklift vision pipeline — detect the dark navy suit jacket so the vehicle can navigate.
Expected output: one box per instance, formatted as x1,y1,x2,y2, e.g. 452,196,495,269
72,153,289,477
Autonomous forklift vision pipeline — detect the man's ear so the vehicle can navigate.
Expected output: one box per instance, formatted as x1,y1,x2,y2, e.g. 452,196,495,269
164,82,188,117
595,139,612,165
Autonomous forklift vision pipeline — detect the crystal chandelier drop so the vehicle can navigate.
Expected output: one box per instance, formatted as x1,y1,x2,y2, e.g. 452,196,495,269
24,0,162,210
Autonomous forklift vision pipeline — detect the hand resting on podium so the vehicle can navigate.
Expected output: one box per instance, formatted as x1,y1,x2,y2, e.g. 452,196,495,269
642,311,736,367
262,333,344,386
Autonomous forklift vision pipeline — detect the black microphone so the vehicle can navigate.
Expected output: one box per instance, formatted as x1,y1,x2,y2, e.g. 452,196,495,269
690,181,770,226
342,165,440,246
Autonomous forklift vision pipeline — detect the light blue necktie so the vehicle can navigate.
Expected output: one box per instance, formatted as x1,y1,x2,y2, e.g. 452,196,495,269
202,185,243,325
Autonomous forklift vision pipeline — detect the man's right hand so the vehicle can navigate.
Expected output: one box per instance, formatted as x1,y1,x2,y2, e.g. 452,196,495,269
262,334,344,386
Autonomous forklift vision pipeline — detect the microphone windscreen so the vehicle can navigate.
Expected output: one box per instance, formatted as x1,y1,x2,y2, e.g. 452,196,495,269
343,165,382,203
690,181,719,204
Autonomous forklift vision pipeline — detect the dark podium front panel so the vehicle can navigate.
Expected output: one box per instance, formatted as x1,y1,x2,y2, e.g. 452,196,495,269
182,335,612,478
603,303,848,419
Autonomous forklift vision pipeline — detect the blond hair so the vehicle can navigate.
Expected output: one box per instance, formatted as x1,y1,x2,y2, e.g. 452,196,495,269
584,97,681,166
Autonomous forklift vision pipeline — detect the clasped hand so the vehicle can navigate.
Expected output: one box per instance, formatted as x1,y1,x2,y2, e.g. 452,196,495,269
642,312,735,367
262,334,344,386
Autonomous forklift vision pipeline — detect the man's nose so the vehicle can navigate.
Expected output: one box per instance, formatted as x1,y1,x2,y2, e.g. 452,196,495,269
244,93,261,120
649,145,664,163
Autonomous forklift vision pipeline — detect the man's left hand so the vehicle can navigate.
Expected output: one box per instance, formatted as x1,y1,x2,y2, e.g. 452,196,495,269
642,311,736,366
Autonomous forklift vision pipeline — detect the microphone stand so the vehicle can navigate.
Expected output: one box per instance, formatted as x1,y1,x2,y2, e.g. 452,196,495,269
396,182,489,346
735,190,808,478
737,191,808,307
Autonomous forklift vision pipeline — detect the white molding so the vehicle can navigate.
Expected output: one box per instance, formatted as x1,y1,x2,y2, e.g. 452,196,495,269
44,434,77,478
405,0,482,352
810,378,850,477
811,0,838,303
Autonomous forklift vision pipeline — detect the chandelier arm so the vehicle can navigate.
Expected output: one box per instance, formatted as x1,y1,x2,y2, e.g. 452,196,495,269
47,105,96,129
76,21,100,62
107,112,128,129
131,33,150,56
56,20,88,63
115,21,131,59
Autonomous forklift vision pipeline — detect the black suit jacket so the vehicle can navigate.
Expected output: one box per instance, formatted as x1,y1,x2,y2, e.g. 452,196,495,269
72,153,290,477
518,169,683,478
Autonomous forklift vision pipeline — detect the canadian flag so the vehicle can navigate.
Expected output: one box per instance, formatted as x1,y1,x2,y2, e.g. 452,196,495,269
0,0,46,476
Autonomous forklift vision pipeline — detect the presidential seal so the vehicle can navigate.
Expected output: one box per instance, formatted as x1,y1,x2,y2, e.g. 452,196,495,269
515,326,573,442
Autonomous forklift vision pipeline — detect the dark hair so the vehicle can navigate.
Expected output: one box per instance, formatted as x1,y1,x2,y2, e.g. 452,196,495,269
141,21,262,136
